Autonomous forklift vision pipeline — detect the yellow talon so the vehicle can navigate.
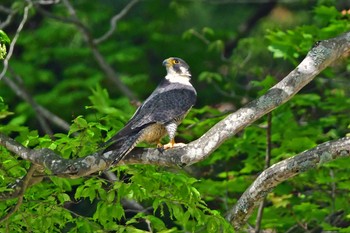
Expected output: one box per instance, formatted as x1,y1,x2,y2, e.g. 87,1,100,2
163,138,175,150
157,142,163,148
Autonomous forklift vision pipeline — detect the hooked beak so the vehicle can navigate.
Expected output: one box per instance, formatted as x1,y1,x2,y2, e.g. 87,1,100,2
162,58,170,67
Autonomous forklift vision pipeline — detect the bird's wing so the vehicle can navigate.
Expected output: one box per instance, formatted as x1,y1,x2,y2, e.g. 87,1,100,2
130,86,196,130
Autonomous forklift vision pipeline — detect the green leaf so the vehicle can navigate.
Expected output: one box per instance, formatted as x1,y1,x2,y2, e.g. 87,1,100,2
57,193,71,203
0,30,10,59
198,71,222,83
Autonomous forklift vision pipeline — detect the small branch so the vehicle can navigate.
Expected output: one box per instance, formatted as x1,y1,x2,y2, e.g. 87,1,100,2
0,168,44,201
254,113,272,232
34,1,137,100
0,1,32,80
36,105,71,132
0,7,17,29
94,0,139,44
0,164,39,222
2,71,70,133
187,29,210,45
0,5,13,14
226,137,350,230
223,0,276,58
265,113,272,168
3,74,53,136
60,0,137,100
0,134,32,159
35,0,60,5
329,169,336,213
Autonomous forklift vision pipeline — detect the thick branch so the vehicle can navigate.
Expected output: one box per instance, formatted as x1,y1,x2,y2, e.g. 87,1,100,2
0,32,349,178
227,137,350,230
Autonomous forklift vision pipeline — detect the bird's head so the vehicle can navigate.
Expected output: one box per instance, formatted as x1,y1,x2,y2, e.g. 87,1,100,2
163,57,191,78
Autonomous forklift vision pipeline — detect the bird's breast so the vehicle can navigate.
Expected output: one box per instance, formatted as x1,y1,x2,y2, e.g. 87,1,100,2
139,123,167,144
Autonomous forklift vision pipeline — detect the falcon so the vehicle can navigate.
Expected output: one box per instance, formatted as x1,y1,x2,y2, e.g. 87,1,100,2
103,57,197,165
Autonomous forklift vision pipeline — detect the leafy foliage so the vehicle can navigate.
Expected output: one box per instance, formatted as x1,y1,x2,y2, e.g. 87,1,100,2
0,0,349,232
0,30,10,59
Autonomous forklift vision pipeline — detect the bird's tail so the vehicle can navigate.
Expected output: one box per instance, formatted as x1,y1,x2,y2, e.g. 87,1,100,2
101,132,141,165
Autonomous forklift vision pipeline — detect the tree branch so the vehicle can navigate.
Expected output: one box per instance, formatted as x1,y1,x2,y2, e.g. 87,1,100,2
0,31,349,229
0,164,41,222
0,32,349,173
223,0,277,58
57,0,137,100
226,137,350,230
3,74,53,136
254,113,272,232
35,0,137,100
94,0,139,44
2,72,70,133
0,5,17,29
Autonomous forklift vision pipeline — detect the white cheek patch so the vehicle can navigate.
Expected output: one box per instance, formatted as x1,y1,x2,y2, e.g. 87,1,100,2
179,66,191,76
165,74,192,86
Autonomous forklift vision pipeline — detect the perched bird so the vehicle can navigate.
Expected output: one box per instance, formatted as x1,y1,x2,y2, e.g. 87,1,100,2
103,57,197,164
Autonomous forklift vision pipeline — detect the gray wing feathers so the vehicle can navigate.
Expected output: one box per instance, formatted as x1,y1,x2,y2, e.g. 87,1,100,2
104,132,141,164
131,87,196,129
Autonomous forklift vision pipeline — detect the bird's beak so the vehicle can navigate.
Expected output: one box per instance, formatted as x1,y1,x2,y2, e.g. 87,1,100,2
162,58,170,67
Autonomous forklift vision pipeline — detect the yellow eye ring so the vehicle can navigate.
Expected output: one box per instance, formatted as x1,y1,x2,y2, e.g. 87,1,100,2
172,59,179,64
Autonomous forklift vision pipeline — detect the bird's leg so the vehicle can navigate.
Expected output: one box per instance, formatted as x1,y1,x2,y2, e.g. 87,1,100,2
163,138,175,150
164,123,177,150
163,122,187,150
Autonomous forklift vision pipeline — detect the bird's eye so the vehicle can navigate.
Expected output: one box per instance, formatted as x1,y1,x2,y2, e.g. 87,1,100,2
172,59,179,64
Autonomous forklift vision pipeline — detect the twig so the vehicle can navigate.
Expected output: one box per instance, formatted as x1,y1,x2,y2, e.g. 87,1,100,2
0,164,38,222
34,2,137,100
35,5,89,30
36,105,71,132
2,71,70,133
94,0,139,44
60,0,137,100
145,219,153,233
0,1,32,80
36,0,60,5
0,7,17,29
3,74,53,136
254,113,272,233
187,29,210,45
0,5,12,14
329,169,336,213
223,0,276,58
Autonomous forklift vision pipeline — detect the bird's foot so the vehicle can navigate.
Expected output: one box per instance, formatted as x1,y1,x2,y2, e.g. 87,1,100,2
163,142,186,150
157,143,165,153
